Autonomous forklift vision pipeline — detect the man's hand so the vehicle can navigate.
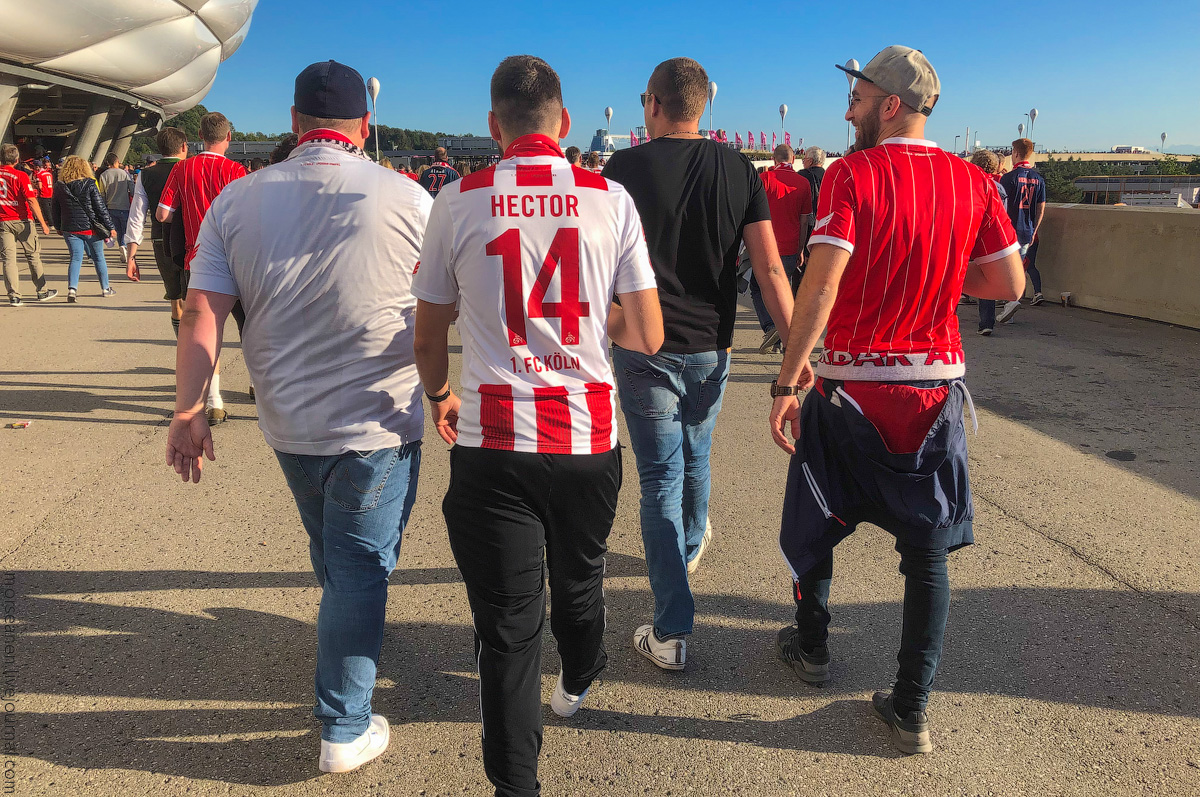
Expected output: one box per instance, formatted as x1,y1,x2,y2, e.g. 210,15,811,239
166,411,216,483
40,223,50,236
769,395,802,455
429,392,461,446
126,253,140,281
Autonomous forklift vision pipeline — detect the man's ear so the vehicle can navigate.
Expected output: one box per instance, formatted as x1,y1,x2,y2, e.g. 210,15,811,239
361,112,372,141
290,107,300,135
558,107,571,141
488,111,504,148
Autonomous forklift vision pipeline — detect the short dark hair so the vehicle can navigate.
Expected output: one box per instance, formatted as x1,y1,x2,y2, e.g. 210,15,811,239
269,133,299,165
490,55,563,138
434,147,448,160
199,112,232,145
1011,138,1034,160
156,126,188,157
564,146,581,164
648,58,709,122
772,144,793,162
103,152,120,167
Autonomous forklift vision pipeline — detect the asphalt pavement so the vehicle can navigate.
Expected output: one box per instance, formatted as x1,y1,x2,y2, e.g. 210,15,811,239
1,235,1197,796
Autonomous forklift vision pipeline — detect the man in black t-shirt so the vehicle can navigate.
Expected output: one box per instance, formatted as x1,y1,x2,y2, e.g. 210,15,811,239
418,147,460,197
603,57,794,672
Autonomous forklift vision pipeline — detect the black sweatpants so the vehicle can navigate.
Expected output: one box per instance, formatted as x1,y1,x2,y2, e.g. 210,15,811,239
444,444,621,797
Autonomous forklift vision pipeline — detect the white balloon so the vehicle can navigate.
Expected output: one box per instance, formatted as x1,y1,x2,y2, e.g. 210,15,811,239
708,81,718,102
1029,108,1038,122
845,59,859,87
367,77,380,102
779,104,788,119
604,106,613,124
1018,123,1025,136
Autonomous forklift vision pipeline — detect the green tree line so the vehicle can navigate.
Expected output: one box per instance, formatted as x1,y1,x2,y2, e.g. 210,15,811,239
126,104,474,163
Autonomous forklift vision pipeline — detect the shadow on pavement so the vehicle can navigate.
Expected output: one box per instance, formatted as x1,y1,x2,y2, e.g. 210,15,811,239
13,567,1198,785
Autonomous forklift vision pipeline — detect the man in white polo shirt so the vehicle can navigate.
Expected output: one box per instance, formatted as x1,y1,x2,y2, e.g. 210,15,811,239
166,60,432,775
413,55,662,797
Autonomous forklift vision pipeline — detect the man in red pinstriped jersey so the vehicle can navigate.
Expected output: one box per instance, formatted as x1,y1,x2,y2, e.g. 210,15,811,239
157,111,247,424
767,46,1026,755
412,56,663,797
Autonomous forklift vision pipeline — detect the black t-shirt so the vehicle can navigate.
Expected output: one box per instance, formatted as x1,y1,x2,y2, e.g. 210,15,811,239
419,163,461,197
603,137,770,353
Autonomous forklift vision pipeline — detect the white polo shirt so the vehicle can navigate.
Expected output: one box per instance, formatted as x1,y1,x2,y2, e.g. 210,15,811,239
189,130,433,455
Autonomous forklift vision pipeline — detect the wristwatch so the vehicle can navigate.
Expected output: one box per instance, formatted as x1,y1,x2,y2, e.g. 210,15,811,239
770,380,798,398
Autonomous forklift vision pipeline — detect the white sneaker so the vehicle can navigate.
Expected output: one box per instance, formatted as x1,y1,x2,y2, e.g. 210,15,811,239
634,624,685,671
997,300,1022,324
687,519,713,576
550,671,591,718
319,715,390,774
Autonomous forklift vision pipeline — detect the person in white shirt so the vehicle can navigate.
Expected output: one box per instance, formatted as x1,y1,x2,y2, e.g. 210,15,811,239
413,55,663,797
166,60,431,776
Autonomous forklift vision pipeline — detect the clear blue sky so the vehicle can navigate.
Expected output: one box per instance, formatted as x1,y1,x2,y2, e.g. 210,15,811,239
203,0,1200,154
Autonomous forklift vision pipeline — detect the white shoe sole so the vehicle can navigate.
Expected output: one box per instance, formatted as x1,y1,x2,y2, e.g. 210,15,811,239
687,521,713,576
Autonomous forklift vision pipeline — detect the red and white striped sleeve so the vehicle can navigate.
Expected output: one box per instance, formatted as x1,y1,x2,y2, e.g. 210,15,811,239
157,160,184,213
809,158,856,254
971,176,1020,263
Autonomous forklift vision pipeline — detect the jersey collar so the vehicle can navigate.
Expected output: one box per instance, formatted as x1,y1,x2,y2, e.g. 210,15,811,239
771,162,795,171
295,129,368,160
298,129,356,147
1013,160,1033,168
502,134,565,160
880,136,938,148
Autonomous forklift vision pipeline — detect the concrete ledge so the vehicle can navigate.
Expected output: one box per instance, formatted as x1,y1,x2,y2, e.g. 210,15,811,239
1039,204,1200,329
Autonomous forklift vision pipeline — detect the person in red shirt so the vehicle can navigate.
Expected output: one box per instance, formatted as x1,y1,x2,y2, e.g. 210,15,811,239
156,112,247,423
35,160,55,231
768,46,1024,755
1,144,55,306
753,144,813,353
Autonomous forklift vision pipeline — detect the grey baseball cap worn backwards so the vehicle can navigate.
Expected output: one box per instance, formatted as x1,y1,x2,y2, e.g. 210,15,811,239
837,45,941,116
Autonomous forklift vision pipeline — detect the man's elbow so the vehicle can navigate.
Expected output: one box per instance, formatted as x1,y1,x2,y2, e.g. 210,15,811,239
155,208,170,223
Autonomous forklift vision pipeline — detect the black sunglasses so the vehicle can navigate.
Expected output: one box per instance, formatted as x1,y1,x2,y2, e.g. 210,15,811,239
639,92,654,108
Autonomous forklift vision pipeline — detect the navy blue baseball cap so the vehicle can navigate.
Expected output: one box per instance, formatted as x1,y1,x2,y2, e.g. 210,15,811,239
294,60,368,119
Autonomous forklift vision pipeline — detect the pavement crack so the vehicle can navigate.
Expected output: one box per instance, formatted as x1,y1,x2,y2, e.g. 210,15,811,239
974,490,1200,633
0,414,171,565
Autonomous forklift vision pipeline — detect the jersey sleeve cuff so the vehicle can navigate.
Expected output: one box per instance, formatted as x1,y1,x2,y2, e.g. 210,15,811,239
186,274,239,296
411,285,459,305
973,241,1020,264
808,234,854,255
157,203,174,212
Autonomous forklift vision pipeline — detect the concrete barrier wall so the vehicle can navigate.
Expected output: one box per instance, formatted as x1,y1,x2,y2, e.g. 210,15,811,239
1038,204,1200,329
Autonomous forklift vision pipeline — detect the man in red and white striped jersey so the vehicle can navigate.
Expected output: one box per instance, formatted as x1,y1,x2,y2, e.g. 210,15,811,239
156,112,247,424
413,55,662,797
767,46,1025,755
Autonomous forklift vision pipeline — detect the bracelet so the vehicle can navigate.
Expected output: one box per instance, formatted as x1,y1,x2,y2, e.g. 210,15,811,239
425,387,452,403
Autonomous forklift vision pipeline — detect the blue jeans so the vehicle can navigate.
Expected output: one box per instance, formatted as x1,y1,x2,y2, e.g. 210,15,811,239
795,542,950,714
64,232,110,291
1021,239,1042,294
612,346,730,638
108,209,129,246
978,299,996,330
274,442,422,743
749,254,799,333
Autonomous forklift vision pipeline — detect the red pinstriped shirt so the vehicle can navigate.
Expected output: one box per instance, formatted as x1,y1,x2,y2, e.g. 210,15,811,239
809,137,1018,381
158,151,246,268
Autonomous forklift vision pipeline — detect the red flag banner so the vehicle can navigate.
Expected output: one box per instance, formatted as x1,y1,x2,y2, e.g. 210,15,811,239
735,132,743,148
784,132,791,147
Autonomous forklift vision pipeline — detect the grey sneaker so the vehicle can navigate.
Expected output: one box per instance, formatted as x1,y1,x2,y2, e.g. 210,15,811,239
8,295,22,307
977,327,993,336
686,519,713,576
871,691,932,755
758,329,781,354
776,625,830,685
37,288,58,302
997,300,1021,324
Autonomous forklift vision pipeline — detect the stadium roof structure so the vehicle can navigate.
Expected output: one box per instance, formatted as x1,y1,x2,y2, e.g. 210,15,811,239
1,0,257,164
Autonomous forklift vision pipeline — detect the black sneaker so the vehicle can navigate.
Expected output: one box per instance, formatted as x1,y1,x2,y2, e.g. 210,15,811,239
1030,292,1045,306
37,289,58,302
776,625,830,685
8,295,22,307
871,691,932,754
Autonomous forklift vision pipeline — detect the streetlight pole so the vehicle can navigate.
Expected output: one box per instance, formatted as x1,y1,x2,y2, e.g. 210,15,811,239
843,59,858,152
954,135,960,154
708,82,718,137
779,104,787,146
367,77,381,163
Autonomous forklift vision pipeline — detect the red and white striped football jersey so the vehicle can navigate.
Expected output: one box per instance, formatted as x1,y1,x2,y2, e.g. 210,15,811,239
158,151,246,268
809,137,1018,381
412,134,657,455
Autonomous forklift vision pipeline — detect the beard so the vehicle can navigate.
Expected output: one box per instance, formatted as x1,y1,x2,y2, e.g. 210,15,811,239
855,110,882,150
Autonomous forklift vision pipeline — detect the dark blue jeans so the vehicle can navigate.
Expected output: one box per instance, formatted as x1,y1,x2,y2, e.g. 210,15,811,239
795,541,950,714
612,345,729,638
749,254,799,333
978,299,996,330
1022,239,1042,294
274,442,421,742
